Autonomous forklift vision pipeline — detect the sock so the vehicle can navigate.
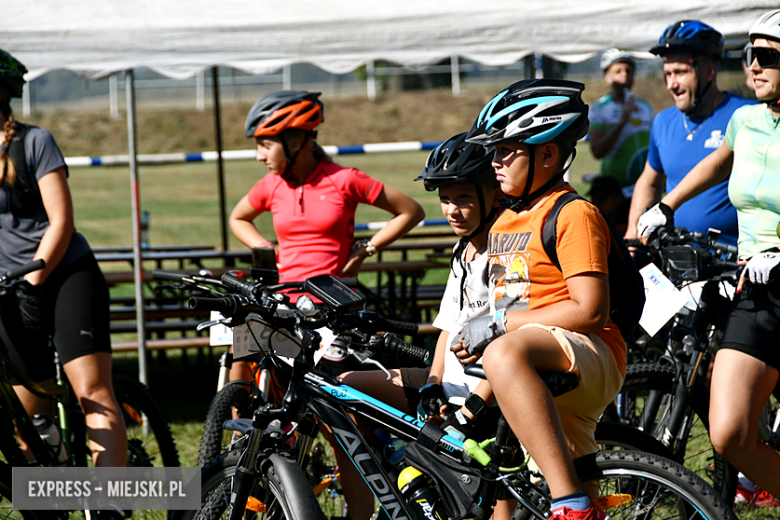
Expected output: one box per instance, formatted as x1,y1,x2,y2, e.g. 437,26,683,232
551,490,591,511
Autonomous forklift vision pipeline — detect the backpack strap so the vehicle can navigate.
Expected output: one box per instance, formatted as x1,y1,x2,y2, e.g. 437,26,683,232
542,192,584,271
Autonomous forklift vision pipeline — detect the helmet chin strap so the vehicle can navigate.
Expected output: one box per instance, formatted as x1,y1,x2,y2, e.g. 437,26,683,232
451,184,498,311
280,132,311,180
684,55,713,116
499,146,577,213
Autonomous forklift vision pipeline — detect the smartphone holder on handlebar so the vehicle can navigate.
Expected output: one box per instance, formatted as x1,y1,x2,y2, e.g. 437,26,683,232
303,274,365,314
661,246,712,282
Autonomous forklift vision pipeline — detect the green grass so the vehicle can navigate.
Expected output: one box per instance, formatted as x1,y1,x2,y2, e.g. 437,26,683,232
68,149,595,251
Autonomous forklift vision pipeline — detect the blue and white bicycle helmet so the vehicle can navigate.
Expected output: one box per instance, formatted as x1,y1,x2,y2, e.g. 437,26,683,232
650,20,724,115
466,79,588,211
650,20,725,60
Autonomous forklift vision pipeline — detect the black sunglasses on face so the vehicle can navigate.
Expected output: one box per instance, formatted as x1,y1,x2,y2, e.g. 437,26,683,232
746,45,780,69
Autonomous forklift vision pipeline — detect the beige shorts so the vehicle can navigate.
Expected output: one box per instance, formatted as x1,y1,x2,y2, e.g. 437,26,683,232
518,323,624,459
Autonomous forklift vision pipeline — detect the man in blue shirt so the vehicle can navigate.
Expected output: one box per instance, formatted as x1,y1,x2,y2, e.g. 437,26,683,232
626,20,755,245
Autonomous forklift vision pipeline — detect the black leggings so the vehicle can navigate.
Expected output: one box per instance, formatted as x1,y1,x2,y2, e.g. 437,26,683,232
0,253,111,383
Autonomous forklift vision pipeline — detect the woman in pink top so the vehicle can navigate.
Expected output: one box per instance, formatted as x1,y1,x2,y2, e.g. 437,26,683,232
230,91,424,281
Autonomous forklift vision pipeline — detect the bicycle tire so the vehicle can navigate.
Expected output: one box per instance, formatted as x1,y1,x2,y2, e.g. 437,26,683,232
511,450,737,520
170,447,326,520
595,421,677,459
198,384,253,467
614,363,738,504
0,462,41,520
510,422,680,520
112,372,179,468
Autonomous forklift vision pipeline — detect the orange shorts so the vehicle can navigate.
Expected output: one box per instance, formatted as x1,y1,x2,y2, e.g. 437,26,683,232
518,323,624,459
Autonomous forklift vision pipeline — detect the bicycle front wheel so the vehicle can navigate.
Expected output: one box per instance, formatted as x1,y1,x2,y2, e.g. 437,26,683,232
198,384,253,467
112,372,179,468
0,462,40,520
172,448,326,520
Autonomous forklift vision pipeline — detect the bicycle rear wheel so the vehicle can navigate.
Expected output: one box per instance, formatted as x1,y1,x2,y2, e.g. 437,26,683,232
509,451,736,520
112,372,179,468
576,451,737,520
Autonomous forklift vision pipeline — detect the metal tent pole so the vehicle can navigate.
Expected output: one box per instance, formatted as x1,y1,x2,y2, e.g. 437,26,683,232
212,67,229,256
125,69,148,385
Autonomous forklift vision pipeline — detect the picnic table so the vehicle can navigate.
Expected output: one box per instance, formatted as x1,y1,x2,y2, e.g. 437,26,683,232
101,234,456,353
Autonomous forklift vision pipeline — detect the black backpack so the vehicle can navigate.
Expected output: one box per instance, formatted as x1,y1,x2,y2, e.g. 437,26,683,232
542,192,645,339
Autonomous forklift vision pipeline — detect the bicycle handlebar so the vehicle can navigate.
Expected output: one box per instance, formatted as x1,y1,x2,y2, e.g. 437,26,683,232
0,259,45,284
372,333,429,362
188,295,241,315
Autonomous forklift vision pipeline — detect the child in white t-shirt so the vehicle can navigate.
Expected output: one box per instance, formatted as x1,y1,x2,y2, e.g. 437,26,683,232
332,132,502,520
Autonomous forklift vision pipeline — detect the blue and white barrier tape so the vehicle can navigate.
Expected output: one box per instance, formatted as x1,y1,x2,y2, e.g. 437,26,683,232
65,140,443,168
355,218,448,231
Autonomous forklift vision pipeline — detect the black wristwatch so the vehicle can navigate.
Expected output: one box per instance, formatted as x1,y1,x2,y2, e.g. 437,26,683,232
464,393,487,417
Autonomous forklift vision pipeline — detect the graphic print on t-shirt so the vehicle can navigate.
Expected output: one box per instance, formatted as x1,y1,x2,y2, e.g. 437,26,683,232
487,231,532,313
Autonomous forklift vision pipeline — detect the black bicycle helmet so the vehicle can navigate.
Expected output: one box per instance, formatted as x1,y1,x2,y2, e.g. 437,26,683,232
415,133,495,191
0,49,27,100
649,20,725,60
244,91,324,178
416,133,499,311
467,79,588,211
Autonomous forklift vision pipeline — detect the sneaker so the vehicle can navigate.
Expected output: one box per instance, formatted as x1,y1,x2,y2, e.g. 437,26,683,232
550,500,610,520
734,481,755,506
751,488,780,508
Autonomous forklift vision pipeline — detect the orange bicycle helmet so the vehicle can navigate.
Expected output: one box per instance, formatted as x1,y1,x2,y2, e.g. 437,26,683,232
245,91,324,138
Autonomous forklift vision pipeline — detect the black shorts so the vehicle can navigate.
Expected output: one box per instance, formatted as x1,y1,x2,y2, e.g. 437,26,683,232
719,282,780,371
0,253,111,383
399,366,431,412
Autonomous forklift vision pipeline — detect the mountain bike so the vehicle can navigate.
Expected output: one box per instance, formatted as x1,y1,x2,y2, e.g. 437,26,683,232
606,228,743,504
0,260,179,519
171,272,736,520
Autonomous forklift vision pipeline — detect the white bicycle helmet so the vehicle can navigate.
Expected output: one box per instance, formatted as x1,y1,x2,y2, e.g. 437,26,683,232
600,49,635,72
749,10,780,43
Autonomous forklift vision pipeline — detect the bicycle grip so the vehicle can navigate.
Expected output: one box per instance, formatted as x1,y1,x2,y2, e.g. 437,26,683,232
188,296,239,316
3,259,45,281
221,272,255,297
381,318,418,335
152,269,189,282
381,333,429,362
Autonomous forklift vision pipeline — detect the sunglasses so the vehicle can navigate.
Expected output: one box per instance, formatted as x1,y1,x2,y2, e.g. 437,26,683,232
746,45,780,69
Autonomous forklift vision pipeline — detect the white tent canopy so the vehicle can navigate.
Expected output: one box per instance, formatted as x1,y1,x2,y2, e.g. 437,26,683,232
3,0,768,81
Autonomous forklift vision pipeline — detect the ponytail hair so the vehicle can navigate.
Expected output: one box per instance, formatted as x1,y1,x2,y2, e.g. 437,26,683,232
0,99,17,186
312,140,333,163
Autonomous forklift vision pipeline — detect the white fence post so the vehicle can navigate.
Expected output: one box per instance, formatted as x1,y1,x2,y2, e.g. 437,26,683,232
22,80,31,117
283,65,292,90
535,53,544,79
451,55,461,96
109,75,119,116
196,70,206,111
366,61,376,100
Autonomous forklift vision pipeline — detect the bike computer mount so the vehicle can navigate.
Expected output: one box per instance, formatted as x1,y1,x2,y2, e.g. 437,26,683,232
303,274,365,314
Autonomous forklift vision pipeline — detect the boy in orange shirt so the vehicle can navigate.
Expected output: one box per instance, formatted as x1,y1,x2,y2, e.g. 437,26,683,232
454,79,626,520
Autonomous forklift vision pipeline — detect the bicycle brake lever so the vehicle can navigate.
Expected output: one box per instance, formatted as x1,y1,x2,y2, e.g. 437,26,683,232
196,317,231,332
360,358,392,381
